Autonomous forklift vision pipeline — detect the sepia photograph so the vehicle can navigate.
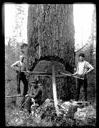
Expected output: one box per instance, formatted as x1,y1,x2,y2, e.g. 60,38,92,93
4,3,96,126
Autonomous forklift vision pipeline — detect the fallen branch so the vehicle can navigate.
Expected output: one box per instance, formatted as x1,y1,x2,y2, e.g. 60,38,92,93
75,43,88,53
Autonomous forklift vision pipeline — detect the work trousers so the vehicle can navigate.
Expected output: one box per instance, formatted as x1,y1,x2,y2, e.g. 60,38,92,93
76,76,88,101
16,71,28,107
16,71,28,96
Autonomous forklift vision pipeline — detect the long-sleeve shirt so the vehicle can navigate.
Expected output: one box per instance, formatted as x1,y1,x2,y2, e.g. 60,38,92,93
75,60,94,75
11,55,27,72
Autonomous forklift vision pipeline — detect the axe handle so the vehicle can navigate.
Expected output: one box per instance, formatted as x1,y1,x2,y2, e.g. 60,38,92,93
60,72,84,80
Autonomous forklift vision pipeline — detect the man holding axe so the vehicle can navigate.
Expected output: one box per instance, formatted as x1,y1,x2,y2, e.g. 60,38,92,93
72,53,94,101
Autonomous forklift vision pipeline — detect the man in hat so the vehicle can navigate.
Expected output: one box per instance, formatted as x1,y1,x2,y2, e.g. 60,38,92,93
11,43,29,107
72,53,94,101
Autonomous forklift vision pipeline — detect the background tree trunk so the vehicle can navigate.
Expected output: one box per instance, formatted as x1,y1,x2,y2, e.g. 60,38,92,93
27,4,75,102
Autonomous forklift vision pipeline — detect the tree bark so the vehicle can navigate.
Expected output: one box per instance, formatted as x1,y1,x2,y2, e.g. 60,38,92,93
27,4,75,102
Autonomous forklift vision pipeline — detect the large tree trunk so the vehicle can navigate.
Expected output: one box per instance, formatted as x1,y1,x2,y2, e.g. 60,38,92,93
27,4,75,102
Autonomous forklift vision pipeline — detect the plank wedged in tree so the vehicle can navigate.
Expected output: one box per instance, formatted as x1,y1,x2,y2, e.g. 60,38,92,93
23,71,52,75
5,94,23,98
